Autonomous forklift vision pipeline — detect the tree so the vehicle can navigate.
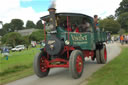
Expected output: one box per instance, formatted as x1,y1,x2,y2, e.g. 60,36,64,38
26,20,36,29
0,21,3,27
0,23,11,36
29,30,44,42
115,0,128,16
36,20,43,29
1,33,9,44
0,29,3,36
106,15,115,20
99,18,121,34
118,29,125,35
2,32,23,47
117,12,128,32
0,29,6,36
10,19,24,31
3,23,11,32
22,35,30,47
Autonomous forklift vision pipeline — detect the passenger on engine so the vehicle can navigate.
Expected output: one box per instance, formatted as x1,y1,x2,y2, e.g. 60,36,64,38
94,15,100,31
79,18,90,32
72,24,79,33
67,23,72,32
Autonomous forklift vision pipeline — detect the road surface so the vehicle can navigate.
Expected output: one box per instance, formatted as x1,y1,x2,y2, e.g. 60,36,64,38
6,43,121,85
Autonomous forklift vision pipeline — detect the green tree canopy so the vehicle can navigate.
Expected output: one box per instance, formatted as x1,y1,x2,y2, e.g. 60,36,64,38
118,29,126,35
99,18,121,34
0,21,3,27
117,12,128,32
36,20,43,29
0,29,4,36
106,15,115,19
2,32,23,47
10,19,24,31
22,35,30,46
0,23,11,36
29,29,44,42
26,20,36,29
115,0,128,16
3,23,11,32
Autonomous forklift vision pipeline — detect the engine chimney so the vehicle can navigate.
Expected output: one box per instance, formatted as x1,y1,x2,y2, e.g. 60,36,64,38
48,1,56,32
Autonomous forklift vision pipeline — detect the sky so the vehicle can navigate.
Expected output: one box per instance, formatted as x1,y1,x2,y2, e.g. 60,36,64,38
0,0,122,28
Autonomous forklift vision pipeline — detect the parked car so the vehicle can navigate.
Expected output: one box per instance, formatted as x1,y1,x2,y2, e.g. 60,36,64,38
11,45,25,52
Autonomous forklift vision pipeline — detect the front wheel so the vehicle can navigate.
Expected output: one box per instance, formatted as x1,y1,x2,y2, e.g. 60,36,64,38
69,50,84,79
33,51,50,78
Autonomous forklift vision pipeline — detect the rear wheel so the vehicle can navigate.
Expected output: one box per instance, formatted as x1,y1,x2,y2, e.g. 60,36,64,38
96,49,101,64
69,50,84,79
100,45,107,64
33,51,50,77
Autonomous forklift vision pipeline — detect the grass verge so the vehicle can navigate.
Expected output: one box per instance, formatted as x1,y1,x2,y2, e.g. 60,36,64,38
0,67,34,84
85,46,128,85
0,47,40,84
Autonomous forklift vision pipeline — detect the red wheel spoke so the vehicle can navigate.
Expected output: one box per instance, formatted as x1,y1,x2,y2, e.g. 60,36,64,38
40,56,48,72
76,55,83,73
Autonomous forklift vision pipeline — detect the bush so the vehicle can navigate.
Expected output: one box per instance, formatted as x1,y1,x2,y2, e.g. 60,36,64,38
29,29,44,42
1,32,23,47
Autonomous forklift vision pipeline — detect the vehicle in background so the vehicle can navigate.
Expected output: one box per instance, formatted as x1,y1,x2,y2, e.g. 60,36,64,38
11,45,25,52
0,46,12,50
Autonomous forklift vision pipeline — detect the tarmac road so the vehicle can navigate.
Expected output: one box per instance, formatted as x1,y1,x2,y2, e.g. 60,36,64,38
6,43,121,85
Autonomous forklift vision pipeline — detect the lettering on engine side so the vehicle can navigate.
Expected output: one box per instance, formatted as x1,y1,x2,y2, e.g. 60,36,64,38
71,34,87,41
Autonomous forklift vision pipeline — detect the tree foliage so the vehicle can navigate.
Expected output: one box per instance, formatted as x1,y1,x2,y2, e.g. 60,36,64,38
115,0,128,16
106,15,115,20
117,12,128,31
29,29,44,41
10,19,24,31
118,29,126,35
0,19,24,36
0,29,3,36
22,35,30,46
99,18,121,34
36,20,43,29
3,23,11,33
26,20,36,29
0,23,11,36
1,32,23,47
0,29,6,36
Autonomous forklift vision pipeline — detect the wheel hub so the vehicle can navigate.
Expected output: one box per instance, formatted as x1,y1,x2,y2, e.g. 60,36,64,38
79,62,82,66
76,55,83,73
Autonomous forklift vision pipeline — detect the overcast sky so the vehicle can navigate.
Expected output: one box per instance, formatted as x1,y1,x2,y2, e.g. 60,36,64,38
0,0,122,28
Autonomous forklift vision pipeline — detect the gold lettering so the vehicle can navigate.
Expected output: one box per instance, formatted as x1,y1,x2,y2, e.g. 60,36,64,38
71,34,87,41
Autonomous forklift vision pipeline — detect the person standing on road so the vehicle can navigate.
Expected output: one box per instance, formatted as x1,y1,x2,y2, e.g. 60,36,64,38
120,35,124,45
126,35,128,44
111,36,114,43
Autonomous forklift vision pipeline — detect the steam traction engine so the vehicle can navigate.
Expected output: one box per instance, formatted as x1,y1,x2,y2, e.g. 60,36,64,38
33,7,107,79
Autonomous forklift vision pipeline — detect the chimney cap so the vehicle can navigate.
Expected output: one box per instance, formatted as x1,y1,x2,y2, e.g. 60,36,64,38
48,8,56,12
